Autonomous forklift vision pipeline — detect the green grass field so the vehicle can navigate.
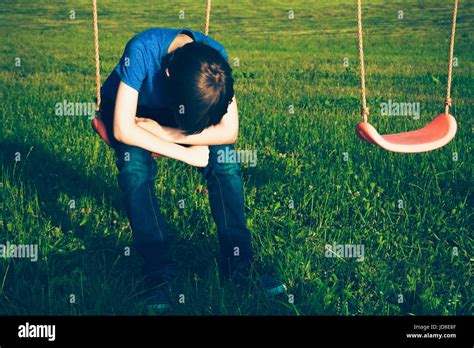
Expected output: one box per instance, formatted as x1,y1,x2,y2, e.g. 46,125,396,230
1,0,472,315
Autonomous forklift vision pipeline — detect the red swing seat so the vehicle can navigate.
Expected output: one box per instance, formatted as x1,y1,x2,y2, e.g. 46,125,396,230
356,113,457,153
355,0,459,153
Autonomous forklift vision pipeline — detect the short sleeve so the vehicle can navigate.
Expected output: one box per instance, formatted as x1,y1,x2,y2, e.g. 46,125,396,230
217,46,229,63
115,37,147,91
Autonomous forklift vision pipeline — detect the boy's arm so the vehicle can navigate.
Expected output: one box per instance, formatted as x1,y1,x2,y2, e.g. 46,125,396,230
114,81,210,167
136,97,239,146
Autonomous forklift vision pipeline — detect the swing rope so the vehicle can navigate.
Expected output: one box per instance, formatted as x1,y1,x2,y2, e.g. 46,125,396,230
357,0,369,122
204,0,212,36
445,0,458,115
357,0,459,122
92,0,101,116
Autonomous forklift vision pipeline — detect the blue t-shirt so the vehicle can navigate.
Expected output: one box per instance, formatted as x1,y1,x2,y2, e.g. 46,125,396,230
101,28,228,110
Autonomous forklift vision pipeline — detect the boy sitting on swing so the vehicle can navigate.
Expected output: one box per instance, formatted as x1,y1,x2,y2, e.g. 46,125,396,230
100,28,285,312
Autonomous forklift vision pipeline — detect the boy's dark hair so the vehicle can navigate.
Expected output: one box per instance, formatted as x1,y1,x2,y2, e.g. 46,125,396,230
164,41,234,135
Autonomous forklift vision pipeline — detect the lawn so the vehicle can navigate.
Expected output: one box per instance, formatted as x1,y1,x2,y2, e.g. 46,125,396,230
0,0,472,315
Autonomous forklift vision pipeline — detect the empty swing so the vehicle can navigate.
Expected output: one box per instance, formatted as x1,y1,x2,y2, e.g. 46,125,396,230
355,0,458,153
90,0,213,157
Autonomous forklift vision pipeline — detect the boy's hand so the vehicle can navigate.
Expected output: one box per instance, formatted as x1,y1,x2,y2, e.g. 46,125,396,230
184,145,210,167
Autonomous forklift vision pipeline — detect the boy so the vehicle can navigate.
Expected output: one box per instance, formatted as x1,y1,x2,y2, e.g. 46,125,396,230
100,28,285,312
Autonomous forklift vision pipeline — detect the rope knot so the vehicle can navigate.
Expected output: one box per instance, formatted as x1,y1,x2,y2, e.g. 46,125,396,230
445,98,452,107
362,107,370,117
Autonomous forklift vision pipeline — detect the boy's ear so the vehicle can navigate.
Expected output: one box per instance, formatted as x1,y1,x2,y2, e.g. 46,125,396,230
165,68,170,77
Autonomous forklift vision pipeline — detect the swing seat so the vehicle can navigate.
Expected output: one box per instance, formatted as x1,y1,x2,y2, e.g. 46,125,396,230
356,114,457,153
91,118,161,158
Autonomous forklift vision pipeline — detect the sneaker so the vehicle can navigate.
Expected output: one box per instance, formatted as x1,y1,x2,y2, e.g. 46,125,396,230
230,268,287,297
144,286,171,314
259,273,287,296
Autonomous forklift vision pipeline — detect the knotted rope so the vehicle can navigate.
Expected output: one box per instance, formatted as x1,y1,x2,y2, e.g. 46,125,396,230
356,0,458,121
445,0,458,115
92,0,101,116
357,0,369,122
204,0,212,36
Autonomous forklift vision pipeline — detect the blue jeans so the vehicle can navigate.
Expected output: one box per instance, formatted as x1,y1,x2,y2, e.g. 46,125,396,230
114,142,252,285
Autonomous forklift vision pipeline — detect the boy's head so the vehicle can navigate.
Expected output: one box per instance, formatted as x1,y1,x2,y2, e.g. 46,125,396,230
164,42,234,135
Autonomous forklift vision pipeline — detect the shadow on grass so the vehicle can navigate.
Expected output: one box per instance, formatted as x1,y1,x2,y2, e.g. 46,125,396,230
0,140,145,315
1,140,124,224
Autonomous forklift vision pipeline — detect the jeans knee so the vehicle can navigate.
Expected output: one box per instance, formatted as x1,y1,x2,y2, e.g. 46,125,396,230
116,145,155,193
207,145,241,177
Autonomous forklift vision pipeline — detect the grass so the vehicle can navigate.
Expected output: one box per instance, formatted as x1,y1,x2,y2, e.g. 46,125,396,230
0,0,472,315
